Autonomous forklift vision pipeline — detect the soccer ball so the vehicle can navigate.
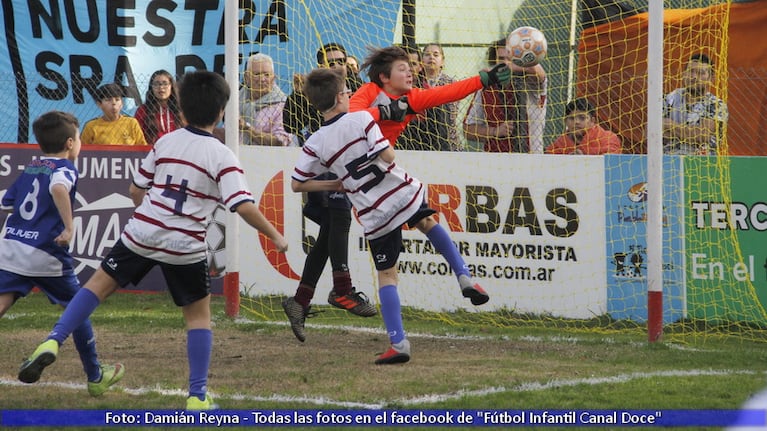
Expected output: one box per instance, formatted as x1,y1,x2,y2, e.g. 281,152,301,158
206,203,227,279
506,26,547,67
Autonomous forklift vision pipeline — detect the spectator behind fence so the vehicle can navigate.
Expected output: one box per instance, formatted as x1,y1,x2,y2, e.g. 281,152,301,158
240,53,292,146
283,42,364,146
134,70,183,145
464,38,547,153
81,83,148,146
347,55,360,75
662,53,728,155
398,43,460,151
545,98,621,155
396,44,426,149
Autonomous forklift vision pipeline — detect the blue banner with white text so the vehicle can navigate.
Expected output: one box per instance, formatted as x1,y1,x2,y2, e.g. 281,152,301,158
0,0,399,143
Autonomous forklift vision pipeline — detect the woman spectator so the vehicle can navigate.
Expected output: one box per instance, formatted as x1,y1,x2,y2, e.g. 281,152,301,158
398,43,460,151
134,70,183,145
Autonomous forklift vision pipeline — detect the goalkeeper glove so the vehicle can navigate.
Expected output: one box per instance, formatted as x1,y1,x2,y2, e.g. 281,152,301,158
378,96,412,122
479,63,511,88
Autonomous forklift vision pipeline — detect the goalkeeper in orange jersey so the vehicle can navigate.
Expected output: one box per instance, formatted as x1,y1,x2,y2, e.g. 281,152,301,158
346,46,501,353
349,45,510,146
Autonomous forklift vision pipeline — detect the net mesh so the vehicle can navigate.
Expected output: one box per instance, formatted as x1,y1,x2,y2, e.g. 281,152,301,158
3,1,767,342
234,0,767,343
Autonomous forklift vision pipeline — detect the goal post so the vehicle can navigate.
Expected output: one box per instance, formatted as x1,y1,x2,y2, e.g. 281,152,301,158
221,0,767,343
223,2,241,317
646,0,664,343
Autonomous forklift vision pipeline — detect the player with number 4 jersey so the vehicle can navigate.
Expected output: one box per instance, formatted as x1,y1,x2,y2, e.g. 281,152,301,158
20,72,288,410
121,127,254,264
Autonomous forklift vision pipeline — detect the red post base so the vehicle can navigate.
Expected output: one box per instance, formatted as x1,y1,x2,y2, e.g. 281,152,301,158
223,272,240,317
647,290,663,343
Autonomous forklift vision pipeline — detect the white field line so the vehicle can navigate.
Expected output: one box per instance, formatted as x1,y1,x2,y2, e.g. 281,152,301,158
249,318,724,352
0,369,760,410
2,317,749,408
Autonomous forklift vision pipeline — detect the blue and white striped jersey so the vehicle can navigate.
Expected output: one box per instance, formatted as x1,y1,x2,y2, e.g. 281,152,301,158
0,157,78,277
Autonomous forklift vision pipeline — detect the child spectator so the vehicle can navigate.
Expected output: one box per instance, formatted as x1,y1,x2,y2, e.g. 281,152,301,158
546,98,622,155
134,70,183,145
81,83,148,146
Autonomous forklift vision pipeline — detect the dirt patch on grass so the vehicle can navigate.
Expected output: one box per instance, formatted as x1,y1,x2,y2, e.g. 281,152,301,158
1,321,566,410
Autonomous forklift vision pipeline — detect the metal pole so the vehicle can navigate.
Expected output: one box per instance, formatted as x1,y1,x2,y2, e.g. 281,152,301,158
223,0,240,317
646,0,664,342
567,0,579,102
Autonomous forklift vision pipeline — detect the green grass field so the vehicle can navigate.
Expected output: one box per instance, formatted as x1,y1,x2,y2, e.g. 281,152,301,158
1,290,766,430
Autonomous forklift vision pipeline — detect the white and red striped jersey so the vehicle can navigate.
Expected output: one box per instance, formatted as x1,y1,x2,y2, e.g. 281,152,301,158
122,127,254,264
293,111,424,240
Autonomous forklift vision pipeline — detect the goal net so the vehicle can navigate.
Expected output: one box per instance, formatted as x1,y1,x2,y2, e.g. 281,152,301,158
2,0,766,342
233,0,767,343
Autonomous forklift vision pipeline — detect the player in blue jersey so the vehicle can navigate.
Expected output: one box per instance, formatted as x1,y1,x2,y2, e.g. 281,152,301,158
20,71,289,410
0,111,124,396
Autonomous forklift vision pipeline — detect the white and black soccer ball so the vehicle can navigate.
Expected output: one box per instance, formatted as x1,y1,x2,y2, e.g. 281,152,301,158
206,203,227,279
507,26,548,67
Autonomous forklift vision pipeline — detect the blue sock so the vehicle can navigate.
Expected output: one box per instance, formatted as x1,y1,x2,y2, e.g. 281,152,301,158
426,224,470,278
187,328,212,400
49,288,101,346
379,285,405,344
72,320,101,382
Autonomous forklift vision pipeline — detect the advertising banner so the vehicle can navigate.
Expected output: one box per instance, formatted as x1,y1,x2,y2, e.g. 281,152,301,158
1,144,614,318
604,154,685,323
0,1,399,143
685,157,767,323
239,148,608,318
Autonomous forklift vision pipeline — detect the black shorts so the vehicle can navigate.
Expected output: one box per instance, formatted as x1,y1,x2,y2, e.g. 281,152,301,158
101,239,211,306
367,203,436,271
303,173,351,225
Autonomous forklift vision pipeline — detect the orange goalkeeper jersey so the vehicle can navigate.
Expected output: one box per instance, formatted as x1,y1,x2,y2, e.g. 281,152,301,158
349,76,483,146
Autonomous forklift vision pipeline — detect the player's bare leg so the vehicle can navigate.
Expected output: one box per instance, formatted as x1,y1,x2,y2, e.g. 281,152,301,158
0,292,16,318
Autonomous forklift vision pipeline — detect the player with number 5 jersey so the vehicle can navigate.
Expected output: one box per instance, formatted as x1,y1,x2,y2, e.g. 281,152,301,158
294,110,422,240
292,68,488,366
